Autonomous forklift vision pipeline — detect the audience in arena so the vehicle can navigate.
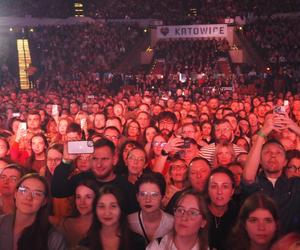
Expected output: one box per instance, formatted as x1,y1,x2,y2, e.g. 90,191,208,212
0,1,300,250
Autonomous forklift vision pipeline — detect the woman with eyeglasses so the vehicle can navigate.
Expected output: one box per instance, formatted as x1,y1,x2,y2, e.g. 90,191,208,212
128,172,174,245
150,134,184,176
124,120,142,142
114,140,141,176
143,126,159,158
162,158,189,208
204,167,239,250
80,184,145,250
285,150,300,178
0,173,67,250
147,190,209,250
40,144,64,188
150,134,168,173
0,165,24,215
125,146,150,185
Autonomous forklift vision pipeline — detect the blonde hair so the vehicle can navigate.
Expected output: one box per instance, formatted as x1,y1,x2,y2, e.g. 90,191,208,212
212,142,236,168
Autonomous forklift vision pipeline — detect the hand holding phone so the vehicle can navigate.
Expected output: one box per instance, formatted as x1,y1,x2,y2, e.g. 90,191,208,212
273,106,285,115
16,122,27,142
273,114,288,130
52,105,59,116
67,141,94,154
80,118,87,130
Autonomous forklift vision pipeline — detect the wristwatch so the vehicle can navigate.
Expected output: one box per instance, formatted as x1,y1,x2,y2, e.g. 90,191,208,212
161,149,169,156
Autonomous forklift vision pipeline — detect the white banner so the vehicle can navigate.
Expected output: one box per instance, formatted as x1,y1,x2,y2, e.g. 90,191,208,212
157,24,227,39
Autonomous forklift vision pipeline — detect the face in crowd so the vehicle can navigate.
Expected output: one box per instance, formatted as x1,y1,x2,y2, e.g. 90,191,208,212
208,172,235,209
137,182,162,214
174,193,208,240
158,118,175,137
126,148,147,177
214,121,234,143
0,167,22,197
15,175,48,217
285,156,300,178
169,159,187,186
75,184,96,217
91,145,117,182
261,142,287,178
246,208,277,248
27,113,41,131
188,159,211,192
46,148,63,175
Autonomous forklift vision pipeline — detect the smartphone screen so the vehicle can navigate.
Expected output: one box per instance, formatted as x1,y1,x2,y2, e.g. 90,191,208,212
19,122,27,131
80,118,86,129
52,105,58,116
67,141,94,154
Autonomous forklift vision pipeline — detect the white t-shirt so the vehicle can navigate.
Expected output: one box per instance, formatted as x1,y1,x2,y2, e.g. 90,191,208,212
128,210,174,240
146,233,205,250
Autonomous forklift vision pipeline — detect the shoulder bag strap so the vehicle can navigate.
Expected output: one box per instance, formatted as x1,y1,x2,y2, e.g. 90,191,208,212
138,210,150,244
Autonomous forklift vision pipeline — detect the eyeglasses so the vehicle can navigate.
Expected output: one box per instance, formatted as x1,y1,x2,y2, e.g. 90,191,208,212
129,126,139,130
174,207,202,218
171,164,187,171
287,165,300,172
128,156,145,163
138,191,161,199
0,175,18,183
17,185,45,200
159,120,174,126
104,135,120,140
47,158,62,163
183,130,195,134
152,141,167,147
215,127,231,133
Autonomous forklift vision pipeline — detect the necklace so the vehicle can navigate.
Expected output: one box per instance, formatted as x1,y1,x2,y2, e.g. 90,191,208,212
214,216,222,229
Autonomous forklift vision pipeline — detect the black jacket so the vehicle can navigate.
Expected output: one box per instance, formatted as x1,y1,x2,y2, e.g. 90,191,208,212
241,172,300,234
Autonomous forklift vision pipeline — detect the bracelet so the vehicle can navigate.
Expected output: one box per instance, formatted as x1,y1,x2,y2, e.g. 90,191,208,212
161,149,169,156
257,130,267,139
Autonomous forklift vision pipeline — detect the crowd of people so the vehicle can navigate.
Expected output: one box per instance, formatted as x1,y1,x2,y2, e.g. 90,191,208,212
0,1,300,250
0,81,300,249
244,17,300,83
27,23,141,89
2,0,300,24
0,0,73,18
154,39,230,77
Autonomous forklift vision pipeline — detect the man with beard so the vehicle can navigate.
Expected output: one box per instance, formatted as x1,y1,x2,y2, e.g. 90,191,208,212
207,97,219,115
242,114,300,233
72,138,139,214
199,119,246,165
157,111,177,138
92,112,106,134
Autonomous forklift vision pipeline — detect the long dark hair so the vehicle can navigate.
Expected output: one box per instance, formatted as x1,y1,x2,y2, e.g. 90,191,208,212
72,178,99,217
204,166,236,204
85,185,132,250
15,173,51,250
29,133,49,166
228,193,279,250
